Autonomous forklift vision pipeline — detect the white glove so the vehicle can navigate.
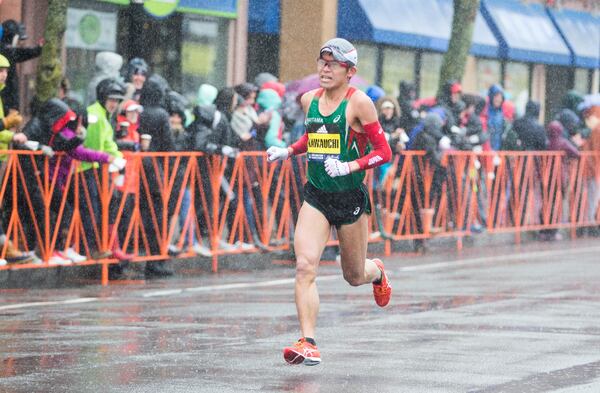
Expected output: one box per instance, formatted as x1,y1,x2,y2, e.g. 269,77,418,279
40,145,55,158
23,140,40,150
109,157,127,172
113,174,125,187
492,154,502,167
399,131,410,144
324,157,350,178
266,146,288,162
439,136,452,150
221,145,238,158
451,125,464,135
468,134,480,144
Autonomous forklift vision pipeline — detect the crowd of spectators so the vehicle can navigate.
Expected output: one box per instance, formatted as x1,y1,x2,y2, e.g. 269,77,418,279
0,19,599,274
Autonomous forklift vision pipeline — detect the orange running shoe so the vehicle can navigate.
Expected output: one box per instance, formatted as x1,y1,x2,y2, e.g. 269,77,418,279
372,258,392,307
283,338,321,366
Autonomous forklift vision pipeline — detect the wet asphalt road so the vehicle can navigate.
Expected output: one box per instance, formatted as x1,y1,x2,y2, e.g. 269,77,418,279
1,239,600,392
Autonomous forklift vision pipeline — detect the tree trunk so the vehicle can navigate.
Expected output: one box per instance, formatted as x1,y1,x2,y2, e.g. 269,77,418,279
34,0,68,104
437,0,480,96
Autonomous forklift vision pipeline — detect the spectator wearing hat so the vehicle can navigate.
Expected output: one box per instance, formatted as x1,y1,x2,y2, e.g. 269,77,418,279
377,96,406,153
139,78,174,152
197,83,218,106
0,53,26,162
555,109,582,140
538,121,580,241
44,99,117,263
115,99,143,197
582,106,600,231
0,52,33,265
481,84,514,151
82,78,128,262
138,78,175,277
436,80,465,136
0,19,43,113
254,72,277,91
512,101,547,151
84,78,125,168
86,52,123,106
397,81,419,132
123,57,149,103
257,88,285,150
261,81,286,98
366,85,385,104
116,100,142,151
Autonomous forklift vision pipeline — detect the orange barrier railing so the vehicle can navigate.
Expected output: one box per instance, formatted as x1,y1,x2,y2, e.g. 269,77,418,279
0,150,598,285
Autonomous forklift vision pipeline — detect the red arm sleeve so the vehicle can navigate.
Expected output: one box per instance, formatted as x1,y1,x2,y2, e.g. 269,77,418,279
289,132,308,156
355,121,392,170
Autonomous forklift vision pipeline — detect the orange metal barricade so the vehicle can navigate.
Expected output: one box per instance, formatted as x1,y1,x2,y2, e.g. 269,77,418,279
0,149,599,285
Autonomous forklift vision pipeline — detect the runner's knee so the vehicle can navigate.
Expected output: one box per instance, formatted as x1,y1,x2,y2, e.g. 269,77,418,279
295,255,318,281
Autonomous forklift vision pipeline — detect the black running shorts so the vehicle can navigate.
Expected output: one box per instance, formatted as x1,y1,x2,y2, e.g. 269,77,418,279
303,182,371,228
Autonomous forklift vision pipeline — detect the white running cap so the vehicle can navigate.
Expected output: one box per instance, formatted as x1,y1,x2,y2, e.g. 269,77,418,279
319,38,357,67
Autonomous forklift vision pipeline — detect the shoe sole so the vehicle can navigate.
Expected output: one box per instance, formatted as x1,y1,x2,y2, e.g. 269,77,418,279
283,349,321,366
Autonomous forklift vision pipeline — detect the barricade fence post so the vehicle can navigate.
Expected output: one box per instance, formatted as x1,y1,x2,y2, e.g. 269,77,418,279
1,150,599,281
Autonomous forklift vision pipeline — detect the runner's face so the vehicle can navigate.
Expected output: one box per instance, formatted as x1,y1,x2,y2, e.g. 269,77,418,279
318,52,355,89
0,68,7,84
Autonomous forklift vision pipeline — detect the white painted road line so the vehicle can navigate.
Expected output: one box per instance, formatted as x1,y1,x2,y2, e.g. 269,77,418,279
4,245,600,308
398,245,600,272
142,289,183,298
0,297,99,311
143,276,339,297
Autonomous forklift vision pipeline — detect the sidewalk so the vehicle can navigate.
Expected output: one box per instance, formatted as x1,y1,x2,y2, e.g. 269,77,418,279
0,230,572,289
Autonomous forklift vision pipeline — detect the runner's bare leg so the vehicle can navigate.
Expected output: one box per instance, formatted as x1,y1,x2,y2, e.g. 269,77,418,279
336,214,381,286
293,202,331,339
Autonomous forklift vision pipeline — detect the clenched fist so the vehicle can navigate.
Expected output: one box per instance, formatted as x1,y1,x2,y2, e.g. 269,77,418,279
324,157,350,178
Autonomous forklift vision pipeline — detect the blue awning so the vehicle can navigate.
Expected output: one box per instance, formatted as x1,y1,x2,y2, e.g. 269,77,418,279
248,0,280,34
481,0,571,66
178,0,237,17
337,0,499,58
547,8,599,69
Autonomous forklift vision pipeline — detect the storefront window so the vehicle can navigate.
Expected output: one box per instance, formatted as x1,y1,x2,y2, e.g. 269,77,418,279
420,52,443,99
476,58,501,95
381,48,414,97
504,62,529,117
181,15,229,102
574,68,590,94
354,43,377,86
65,0,120,104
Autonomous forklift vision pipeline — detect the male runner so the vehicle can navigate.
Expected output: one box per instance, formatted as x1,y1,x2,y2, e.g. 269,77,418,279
266,38,392,366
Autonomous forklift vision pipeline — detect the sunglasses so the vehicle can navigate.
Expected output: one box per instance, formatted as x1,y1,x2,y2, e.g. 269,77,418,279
317,58,349,70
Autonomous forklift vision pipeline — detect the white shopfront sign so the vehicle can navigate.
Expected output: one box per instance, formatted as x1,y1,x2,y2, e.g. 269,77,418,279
65,8,117,51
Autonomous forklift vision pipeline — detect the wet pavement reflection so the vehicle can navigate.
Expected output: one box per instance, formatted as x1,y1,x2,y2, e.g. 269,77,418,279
1,239,600,392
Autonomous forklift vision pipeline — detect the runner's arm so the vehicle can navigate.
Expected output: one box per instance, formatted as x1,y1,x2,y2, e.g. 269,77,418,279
347,94,392,172
289,132,308,156
287,91,315,158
